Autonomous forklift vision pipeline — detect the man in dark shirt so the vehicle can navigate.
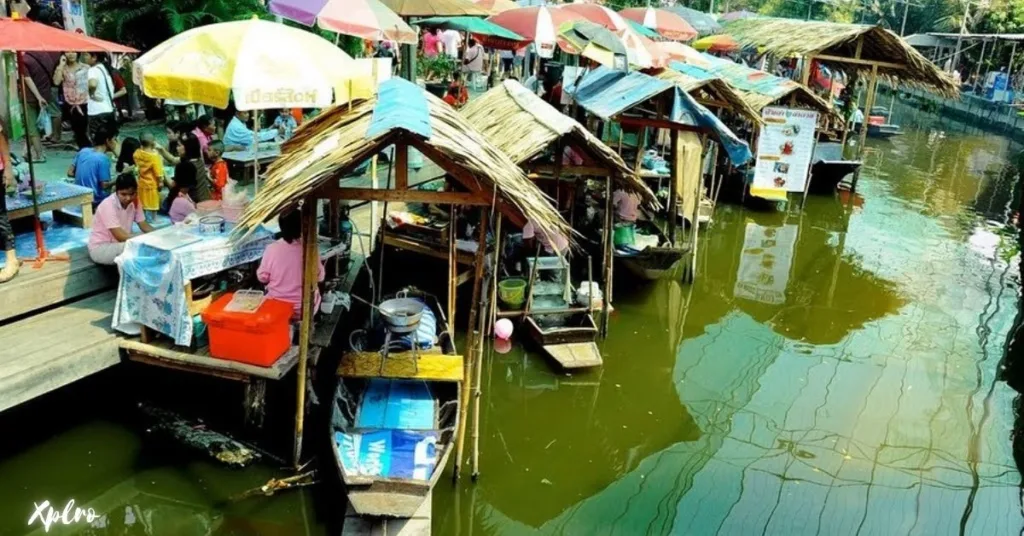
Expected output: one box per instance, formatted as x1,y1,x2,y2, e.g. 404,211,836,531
21,52,62,161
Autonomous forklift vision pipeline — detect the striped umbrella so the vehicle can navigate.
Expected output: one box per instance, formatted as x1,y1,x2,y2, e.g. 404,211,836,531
619,7,697,42
472,0,521,15
269,0,417,43
558,3,628,31
488,6,578,58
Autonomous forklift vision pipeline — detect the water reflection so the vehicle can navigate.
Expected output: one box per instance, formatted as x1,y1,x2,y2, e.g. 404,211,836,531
435,109,1024,535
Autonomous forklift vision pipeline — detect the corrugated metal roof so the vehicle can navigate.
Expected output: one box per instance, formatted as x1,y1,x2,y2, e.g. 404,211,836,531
367,78,432,139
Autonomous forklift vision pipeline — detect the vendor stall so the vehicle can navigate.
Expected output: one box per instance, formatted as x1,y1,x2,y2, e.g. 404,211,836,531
566,65,753,282
235,78,571,484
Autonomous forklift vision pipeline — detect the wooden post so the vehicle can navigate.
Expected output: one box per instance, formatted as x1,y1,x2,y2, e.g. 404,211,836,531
447,205,457,340
471,326,483,480
252,109,261,194
851,64,879,193
487,216,503,336
601,174,613,337
369,155,379,250
292,197,319,468
453,207,489,481
395,143,409,190
667,130,679,245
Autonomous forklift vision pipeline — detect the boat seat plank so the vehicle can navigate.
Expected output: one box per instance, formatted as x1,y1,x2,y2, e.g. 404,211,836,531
545,343,603,369
339,352,463,382
120,339,300,381
0,291,120,413
342,491,431,535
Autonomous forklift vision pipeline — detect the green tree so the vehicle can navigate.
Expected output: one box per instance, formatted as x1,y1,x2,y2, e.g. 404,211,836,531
92,0,268,51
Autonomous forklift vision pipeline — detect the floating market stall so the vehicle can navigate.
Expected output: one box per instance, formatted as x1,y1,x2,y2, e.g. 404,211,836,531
567,66,752,282
724,18,959,190
235,79,571,491
462,79,658,341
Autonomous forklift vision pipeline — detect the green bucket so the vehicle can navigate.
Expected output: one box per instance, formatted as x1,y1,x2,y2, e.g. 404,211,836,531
613,223,636,248
498,278,527,309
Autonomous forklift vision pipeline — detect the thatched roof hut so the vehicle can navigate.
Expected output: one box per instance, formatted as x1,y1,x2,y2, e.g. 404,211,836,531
237,78,571,241
652,68,762,124
724,19,958,97
461,80,657,205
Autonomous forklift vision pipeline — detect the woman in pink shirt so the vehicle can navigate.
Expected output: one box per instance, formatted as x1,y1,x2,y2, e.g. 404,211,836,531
192,114,215,161
422,29,441,58
88,174,155,265
257,208,324,319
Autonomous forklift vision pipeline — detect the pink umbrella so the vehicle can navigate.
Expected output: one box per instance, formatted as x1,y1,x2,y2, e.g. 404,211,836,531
269,0,417,43
619,7,697,42
558,3,628,31
488,6,579,58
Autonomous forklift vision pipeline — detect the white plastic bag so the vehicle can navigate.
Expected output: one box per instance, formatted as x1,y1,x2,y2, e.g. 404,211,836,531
36,106,52,139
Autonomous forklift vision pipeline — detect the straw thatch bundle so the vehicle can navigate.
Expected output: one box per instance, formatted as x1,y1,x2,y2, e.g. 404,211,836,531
236,82,572,243
461,81,657,206
724,19,958,97
653,69,763,124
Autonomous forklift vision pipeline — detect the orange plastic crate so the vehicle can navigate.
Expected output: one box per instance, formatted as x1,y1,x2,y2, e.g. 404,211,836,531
202,293,293,367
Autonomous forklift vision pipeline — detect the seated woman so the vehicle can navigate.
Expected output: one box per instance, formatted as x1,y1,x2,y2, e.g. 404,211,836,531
168,170,196,224
88,173,155,265
257,208,324,320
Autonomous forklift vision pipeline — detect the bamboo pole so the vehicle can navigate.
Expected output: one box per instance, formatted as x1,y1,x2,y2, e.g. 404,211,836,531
453,207,489,482
471,325,483,480
448,205,457,340
601,174,613,338
487,217,503,336
850,64,878,193
252,109,261,194
667,130,679,245
292,197,319,468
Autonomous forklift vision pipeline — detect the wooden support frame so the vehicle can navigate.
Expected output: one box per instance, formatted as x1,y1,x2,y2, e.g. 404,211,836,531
618,116,707,133
813,53,906,71
292,196,319,468
321,188,491,205
851,64,879,192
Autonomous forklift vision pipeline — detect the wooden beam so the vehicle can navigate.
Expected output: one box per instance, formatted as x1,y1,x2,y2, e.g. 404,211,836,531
293,196,319,468
530,164,613,177
854,37,863,60
395,143,409,190
814,53,905,71
618,116,707,133
320,187,490,205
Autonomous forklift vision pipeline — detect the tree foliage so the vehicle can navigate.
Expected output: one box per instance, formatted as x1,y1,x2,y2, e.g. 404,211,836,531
92,0,268,51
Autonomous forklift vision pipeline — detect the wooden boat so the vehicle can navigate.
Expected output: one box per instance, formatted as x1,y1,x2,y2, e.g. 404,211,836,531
331,290,462,518
809,141,862,195
524,311,602,369
614,221,687,280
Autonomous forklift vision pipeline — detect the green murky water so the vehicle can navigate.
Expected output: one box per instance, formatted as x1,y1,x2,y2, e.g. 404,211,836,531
2,103,1023,535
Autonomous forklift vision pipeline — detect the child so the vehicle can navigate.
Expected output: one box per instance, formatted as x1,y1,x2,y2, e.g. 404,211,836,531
168,169,196,224
273,109,298,140
116,137,140,175
133,133,164,221
207,140,228,201
442,85,461,108
449,72,469,107
257,208,324,319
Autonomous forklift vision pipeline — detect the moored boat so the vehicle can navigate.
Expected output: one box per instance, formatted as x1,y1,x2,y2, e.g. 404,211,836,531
524,312,602,369
614,221,687,280
331,290,462,518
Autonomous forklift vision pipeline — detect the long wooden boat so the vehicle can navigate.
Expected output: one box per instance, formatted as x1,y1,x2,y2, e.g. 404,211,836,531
613,221,687,281
809,141,862,195
524,310,602,369
331,291,462,518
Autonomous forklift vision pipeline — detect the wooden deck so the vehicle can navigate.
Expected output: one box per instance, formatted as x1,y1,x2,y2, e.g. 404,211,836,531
0,246,117,322
0,290,120,413
120,339,302,382
342,492,431,536
338,352,464,382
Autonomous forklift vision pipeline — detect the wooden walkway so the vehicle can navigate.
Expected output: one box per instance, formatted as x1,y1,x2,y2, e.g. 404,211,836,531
0,290,120,413
0,246,117,322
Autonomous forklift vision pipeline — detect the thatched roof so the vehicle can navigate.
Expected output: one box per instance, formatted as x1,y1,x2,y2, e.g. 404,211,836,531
461,80,657,205
724,19,958,97
237,79,571,242
653,69,762,124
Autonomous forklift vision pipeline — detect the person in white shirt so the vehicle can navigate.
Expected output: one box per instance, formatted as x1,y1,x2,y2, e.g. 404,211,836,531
462,39,485,91
82,52,124,147
441,29,463,59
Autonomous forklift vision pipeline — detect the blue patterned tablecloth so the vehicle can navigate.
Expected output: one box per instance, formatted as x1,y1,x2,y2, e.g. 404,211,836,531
112,223,274,345
6,182,93,212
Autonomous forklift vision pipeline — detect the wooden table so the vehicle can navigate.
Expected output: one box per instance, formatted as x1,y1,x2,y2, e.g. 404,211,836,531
6,182,94,227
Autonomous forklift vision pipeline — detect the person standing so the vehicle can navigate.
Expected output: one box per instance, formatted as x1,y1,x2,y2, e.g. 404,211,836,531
53,52,91,149
20,52,60,162
463,38,485,91
441,29,462,60
0,124,18,283
423,28,441,58
82,52,125,145
191,114,216,158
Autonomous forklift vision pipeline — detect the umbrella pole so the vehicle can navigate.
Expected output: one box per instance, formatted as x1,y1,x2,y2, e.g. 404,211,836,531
15,51,68,268
252,109,260,194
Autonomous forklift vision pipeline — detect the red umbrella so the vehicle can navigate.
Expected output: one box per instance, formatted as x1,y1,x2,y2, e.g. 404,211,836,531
558,3,628,31
488,6,580,58
619,7,698,42
0,16,137,267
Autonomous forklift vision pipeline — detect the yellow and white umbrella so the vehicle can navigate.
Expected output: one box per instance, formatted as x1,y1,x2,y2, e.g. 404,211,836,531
133,18,373,110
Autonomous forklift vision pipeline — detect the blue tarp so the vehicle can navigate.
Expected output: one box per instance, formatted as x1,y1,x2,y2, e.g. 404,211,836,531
570,66,752,165
672,57,796,100
367,78,432,140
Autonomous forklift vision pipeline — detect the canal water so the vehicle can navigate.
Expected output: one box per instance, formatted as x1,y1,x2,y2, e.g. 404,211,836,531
1,103,1023,535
